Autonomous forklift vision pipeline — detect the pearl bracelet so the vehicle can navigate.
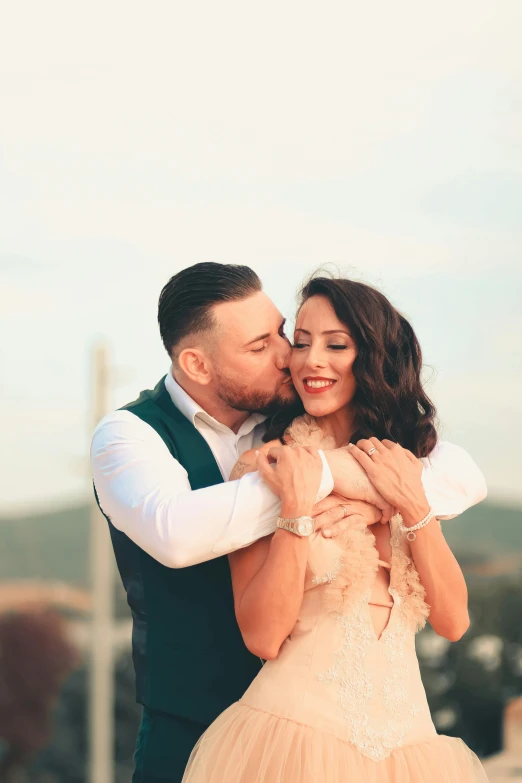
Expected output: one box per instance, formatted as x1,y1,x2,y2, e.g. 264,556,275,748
398,508,434,541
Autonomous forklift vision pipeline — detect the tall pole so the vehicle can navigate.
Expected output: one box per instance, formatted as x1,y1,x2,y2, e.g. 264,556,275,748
89,341,114,783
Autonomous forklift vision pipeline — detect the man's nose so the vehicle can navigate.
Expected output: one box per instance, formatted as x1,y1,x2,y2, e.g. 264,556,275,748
275,335,292,370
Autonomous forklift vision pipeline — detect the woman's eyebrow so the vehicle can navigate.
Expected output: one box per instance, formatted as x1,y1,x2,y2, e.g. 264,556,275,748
294,328,351,336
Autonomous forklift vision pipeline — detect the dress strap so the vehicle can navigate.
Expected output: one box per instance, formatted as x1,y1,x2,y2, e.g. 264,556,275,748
368,600,394,609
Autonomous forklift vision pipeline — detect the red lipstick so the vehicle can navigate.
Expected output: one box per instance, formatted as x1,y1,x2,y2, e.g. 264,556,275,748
302,377,336,395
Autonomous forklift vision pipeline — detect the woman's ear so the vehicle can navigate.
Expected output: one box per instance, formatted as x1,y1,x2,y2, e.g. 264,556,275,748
177,347,212,386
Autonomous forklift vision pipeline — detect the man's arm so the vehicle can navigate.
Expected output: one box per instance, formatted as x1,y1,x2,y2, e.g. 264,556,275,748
324,439,487,518
418,440,487,518
90,411,334,569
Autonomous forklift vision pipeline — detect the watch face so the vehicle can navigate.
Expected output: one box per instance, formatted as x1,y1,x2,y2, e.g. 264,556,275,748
298,519,313,536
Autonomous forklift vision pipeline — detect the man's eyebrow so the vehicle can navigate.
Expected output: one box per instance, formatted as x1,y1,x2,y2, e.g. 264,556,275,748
245,318,286,347
294,328,351,336
245,332,270,346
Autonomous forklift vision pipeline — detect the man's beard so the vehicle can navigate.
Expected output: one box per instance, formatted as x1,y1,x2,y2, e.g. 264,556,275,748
216,371,298,416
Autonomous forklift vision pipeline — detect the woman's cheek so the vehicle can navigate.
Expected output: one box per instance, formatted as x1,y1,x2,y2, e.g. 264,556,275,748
289,351,301,378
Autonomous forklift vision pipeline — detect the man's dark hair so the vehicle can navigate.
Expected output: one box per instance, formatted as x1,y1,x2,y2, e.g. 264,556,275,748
158,262,262,356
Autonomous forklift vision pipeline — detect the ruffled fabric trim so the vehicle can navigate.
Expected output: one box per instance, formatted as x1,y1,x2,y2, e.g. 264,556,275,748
283,413,337,450
284,415,430,631
389,517,431,632
320,517,380,615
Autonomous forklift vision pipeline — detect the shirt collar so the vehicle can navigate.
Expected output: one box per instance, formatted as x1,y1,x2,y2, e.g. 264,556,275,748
164,370,266,437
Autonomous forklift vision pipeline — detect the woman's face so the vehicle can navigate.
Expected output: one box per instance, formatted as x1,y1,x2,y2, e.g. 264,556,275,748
290,295,358,418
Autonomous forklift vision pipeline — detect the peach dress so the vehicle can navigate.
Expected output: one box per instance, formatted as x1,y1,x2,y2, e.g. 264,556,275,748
182,419,488,783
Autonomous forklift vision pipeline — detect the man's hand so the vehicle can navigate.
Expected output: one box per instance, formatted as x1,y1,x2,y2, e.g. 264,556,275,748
256,445,323,518
229,441,280,481
313,495,383,538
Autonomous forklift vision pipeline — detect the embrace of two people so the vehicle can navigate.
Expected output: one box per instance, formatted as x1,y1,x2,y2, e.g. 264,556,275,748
91,262,490,783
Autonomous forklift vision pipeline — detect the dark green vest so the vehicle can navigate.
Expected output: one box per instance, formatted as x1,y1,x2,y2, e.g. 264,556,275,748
94,377,262,725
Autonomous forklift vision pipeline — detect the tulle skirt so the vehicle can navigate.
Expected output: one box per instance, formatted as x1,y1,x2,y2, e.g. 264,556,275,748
182,703,488,782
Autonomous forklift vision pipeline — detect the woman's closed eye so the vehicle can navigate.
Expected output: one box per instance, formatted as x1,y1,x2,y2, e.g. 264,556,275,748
292,342,348,350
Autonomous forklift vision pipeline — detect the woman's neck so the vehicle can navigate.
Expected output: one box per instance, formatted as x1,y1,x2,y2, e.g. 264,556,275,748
315,406,355,448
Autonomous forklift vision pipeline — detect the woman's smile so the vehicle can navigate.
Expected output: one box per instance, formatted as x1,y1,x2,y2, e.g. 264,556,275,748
302,376,337,393
289,295,358,445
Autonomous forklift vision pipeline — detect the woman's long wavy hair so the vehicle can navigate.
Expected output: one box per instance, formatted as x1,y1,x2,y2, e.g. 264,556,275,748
265,275,438,458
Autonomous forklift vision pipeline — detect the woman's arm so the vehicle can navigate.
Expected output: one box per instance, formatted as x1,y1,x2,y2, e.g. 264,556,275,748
405,517,469,641
231,443,394,522
228,445,322,660
229,502,382,659
228,531,309,660
324,440,487,520
228,447,383,659
348,438,470,641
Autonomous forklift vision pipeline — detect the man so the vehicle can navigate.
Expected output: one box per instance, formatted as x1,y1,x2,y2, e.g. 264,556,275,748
91,262,486,782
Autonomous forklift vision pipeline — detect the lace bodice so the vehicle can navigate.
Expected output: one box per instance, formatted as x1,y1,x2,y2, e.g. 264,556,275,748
306,514,430,760
240,416,436,761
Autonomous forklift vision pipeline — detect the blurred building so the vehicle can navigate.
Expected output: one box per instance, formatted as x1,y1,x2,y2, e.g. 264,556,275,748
483,698,522,782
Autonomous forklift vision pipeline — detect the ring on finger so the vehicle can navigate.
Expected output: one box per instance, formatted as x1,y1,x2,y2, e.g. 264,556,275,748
341,504,349,517
367,447,377,456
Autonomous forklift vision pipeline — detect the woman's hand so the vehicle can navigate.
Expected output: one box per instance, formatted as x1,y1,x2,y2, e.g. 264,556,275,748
313,495,383,538
348,438,429,526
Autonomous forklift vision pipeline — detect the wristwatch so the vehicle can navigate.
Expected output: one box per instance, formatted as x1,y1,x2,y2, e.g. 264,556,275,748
276,516,315,537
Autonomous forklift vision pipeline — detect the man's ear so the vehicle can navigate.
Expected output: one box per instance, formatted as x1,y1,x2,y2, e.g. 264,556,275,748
177,347,213,386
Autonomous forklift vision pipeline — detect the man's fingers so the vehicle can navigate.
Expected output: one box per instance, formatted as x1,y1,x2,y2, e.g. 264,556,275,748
266,445,285,463
256,451,273,479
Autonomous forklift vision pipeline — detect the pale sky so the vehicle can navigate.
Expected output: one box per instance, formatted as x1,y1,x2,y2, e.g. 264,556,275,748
1,1,521,513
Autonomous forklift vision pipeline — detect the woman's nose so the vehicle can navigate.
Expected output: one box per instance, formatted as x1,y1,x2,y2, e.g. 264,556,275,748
305,345,327,369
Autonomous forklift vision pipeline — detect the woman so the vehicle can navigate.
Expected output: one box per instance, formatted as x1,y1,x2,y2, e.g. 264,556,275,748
182,276,488,782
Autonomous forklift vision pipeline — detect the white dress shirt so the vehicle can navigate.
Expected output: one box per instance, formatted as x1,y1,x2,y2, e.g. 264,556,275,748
91,372,487,569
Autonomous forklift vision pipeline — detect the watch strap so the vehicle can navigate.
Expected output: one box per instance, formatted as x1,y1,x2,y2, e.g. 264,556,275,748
276,516,314,536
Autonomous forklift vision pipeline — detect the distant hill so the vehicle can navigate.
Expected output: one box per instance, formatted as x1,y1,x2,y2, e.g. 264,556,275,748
0,500,520,586
442,501,522,565
0,504,91,585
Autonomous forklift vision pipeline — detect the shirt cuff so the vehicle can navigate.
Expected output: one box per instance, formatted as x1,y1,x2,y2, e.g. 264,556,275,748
421,443,488,520
317,449,334,502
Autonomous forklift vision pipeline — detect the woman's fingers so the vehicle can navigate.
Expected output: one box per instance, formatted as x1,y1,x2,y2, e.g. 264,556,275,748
356,438,380,457
347,442,377,473
314,496,350,536
312,494,345,516
368,437,387,454
381,439,401,452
